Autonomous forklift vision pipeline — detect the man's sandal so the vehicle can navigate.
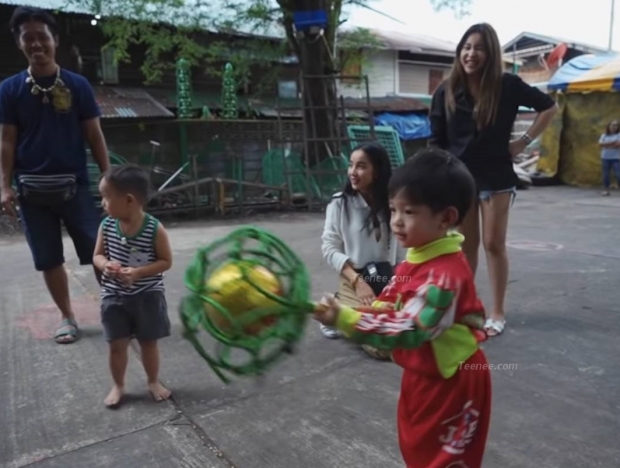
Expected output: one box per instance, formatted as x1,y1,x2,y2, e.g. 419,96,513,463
54,318,79,344
483,318,506,337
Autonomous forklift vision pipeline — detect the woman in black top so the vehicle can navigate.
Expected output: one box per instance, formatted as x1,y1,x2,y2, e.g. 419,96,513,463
429,23,557,337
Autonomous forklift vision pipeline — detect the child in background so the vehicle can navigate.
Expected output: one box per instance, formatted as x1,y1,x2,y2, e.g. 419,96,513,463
93,164,173,408
315,148,492,468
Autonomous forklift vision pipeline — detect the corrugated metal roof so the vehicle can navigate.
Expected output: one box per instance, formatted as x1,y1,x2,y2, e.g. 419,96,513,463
252,105,367,119
92,86,175,119
362,28,457,56
148,87,426,116
342,96,428,112
251,95,427,118
147,88,244,111
0,0,87,13
503,31,611,55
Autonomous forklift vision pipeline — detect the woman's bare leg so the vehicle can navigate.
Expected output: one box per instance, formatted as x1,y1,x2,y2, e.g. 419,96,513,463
480,192,512,335
458,196,481,276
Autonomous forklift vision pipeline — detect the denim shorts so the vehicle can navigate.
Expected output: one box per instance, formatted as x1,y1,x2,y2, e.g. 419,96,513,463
18,186,102,271
101,290,170,342
478,186,517,204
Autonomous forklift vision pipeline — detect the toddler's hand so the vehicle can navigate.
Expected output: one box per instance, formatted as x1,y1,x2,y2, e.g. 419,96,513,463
313,294,341,327
104,261,121,277
119,267,140,287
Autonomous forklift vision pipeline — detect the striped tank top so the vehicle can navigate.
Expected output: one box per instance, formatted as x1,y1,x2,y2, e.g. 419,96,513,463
100,214,165,297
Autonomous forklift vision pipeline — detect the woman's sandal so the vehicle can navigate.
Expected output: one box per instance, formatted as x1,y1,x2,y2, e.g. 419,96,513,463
483,318,506,337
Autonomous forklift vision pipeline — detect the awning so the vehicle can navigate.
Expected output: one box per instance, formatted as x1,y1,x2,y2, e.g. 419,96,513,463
92,86,175,119
374,112,431,140
548,52,620,93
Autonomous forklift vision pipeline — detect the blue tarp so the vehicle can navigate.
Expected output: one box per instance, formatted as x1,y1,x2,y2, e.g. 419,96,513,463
374,112,431,141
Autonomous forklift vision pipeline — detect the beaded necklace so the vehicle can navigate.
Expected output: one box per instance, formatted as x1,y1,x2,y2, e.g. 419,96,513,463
25,65,61,104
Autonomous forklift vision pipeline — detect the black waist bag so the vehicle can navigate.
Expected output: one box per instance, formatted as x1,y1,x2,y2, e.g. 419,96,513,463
356,261,394,296
17,174,77,206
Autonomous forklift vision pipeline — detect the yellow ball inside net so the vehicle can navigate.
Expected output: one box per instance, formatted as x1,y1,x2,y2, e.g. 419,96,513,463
179,226,313,383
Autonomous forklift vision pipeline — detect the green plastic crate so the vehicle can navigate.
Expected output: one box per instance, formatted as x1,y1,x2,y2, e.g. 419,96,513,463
347,125,405,168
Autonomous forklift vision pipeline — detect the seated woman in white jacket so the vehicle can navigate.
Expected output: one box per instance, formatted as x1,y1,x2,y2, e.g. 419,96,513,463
320,142,404,360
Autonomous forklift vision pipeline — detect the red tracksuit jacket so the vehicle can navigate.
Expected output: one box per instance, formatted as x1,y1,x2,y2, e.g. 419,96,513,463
334,233,492,468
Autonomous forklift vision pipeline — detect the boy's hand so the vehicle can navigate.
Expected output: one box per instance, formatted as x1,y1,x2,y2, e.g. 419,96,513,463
119,267,141,287
354,280,376,306
104,261,122,277
313,294,341,327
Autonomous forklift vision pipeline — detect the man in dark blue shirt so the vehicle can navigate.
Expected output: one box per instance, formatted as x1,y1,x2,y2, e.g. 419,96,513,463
0,7,110,344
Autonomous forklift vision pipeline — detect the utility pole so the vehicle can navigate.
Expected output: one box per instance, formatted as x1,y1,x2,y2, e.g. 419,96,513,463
610,0,616,51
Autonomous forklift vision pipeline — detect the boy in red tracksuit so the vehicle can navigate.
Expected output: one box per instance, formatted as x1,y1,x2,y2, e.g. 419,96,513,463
315,148,492,468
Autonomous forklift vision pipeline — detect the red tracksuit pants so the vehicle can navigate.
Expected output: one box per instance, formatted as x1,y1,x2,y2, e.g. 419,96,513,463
397,349,492,468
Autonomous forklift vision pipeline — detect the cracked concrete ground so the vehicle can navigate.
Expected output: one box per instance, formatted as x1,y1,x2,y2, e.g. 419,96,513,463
1,186,619,468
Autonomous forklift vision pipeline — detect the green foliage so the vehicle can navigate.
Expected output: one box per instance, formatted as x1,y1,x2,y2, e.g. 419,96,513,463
62,0,213,84
336,27,383,76
218,0,391,80
61,0,471,87
428,0,471,18
63,0,288,88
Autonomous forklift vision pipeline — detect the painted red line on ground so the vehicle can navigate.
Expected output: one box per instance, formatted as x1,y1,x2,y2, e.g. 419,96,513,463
15,296,100,339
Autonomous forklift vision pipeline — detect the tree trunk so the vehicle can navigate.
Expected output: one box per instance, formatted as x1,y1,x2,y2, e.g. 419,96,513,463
286,0,340,166
299,33,338,166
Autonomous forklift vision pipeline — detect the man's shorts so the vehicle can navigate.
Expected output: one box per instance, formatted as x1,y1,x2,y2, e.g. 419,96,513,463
101,290,171,342
18,186,102,271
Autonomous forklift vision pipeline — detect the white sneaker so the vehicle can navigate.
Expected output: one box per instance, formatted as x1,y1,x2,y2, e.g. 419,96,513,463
319,324,341,339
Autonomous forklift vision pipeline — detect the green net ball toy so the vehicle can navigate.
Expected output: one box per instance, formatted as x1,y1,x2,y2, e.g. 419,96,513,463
179,226,313,383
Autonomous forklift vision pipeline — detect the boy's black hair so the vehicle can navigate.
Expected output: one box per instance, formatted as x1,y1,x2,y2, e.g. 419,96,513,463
9,6,59,38
102,164,151,204
388,148,476,225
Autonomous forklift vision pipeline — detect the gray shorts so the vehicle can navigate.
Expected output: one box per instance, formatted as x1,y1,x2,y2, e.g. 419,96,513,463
101,290,171,342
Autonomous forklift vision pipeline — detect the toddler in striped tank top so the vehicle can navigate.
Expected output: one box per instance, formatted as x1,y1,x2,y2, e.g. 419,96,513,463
93,164,173,408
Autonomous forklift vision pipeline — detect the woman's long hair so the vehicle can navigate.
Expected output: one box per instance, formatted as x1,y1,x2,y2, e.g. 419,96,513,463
605,120,619,135
445,23,504,130
338,142,392,239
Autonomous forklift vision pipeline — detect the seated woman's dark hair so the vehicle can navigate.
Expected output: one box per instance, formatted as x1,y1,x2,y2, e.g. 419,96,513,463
388,148,476,225
340,142,392,234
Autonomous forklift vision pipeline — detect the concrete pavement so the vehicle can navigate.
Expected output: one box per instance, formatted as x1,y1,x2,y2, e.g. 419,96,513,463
1,186,619,468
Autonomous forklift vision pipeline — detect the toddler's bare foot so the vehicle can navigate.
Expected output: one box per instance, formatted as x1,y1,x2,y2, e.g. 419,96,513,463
148,382,171,402
104,385,124,408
